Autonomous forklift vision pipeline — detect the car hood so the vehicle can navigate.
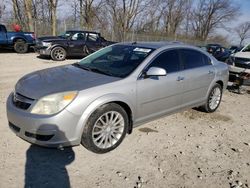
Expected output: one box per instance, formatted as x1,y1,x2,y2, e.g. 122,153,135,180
42,38,68,43
38,36,63,41
234,52,250,60
15,65,120,99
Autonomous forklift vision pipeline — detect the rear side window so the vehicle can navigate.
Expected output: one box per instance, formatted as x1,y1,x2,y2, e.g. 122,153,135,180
87,33,99,42
180,49,211,69
148,50,180,73
71,32,86,40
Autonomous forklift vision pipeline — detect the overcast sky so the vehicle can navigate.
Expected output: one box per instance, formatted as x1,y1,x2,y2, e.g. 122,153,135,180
57,0,250,45
227,0,250,44
3,0,250,45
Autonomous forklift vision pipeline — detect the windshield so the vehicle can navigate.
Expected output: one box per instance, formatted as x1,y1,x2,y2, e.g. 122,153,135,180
77,44,154,78
242,44,250,52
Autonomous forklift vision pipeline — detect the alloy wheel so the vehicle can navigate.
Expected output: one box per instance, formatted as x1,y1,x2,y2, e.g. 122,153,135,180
92,111,125,149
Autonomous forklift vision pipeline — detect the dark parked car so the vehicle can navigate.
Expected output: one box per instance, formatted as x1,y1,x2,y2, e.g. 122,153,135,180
0,24,36,53
36,31,115,61
203,44,230,62
213,47,231,62
206,44,222,54
229,46,243,54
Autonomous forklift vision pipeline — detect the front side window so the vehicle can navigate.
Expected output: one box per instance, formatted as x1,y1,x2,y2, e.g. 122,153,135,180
77,45,154,78
180,49,211,69
147,50,180,73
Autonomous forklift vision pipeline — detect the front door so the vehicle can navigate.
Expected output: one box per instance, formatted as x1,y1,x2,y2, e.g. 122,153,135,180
86,33,103,52
136,49,184,124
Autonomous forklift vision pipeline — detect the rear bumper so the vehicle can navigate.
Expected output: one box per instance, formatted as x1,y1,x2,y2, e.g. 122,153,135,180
6,93,82,147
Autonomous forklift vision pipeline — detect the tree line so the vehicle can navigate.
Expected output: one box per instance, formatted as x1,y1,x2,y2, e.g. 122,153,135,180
0,0,250,45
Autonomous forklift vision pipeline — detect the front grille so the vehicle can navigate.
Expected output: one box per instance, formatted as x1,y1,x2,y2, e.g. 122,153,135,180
25,132,54,141
235,62,250,69
12,92,34,110
234,58,250,69
9,122,20,133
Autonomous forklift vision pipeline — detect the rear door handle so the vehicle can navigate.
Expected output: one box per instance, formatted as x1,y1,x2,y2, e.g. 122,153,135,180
177,76,185,81
208,70,214,75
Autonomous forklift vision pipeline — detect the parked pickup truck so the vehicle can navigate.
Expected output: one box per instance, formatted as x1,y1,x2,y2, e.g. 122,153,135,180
0,24,36,53
35,30,115,61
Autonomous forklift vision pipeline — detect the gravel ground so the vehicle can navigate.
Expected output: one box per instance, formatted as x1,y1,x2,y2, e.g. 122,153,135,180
0,52,250,188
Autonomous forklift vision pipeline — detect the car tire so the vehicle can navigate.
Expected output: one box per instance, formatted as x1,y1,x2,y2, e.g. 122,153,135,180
14,39,28,53
202,83,222,113
81,103,128,154
51,47,66,61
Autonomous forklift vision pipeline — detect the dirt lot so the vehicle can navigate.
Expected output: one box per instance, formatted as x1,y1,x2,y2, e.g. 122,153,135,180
0,52,250,188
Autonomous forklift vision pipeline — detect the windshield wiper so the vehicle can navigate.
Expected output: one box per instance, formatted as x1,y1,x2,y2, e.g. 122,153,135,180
72,63,91,71
89,68,115,77
73,63,116,77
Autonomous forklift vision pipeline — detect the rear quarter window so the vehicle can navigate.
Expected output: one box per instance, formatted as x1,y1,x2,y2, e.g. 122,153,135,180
180,49,211,69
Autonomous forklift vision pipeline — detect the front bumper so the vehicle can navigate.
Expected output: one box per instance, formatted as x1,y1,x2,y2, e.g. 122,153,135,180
34,44,51,55
228,65,250,86
6,93,82,147
36,47,51,56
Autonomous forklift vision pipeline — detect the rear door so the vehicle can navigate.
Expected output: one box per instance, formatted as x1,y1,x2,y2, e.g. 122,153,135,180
86,33,103,52
67,32,86,55
136,49,185,123
179,49,215,106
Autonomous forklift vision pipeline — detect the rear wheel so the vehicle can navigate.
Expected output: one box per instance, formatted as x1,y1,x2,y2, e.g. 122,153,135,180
202,83,222,113
81,103,128,154
51,47,66,61
14,39,28,53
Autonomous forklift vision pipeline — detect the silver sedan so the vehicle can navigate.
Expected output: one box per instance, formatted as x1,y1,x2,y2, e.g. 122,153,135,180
6,42,229,153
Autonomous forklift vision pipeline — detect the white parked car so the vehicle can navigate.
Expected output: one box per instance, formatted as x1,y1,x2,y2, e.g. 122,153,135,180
227,43,250,86
228,43,250,71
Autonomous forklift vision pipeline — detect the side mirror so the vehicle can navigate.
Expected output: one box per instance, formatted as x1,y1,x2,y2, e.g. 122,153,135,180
146,67,167,77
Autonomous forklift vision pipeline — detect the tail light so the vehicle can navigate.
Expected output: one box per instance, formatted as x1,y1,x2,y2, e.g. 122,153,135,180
31,33,36,39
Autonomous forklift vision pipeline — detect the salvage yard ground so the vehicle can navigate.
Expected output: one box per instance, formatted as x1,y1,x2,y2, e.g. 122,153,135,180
0,52,250,188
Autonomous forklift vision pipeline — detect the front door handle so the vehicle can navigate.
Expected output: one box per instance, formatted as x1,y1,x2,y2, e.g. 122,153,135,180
177,76,185,81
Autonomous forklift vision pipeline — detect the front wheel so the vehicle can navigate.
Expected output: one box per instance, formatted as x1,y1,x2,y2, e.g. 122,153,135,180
51,47,66,61
81,103,128,154
202,83,222,113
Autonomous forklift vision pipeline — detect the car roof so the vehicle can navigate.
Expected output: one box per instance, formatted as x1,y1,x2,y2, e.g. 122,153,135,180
120,41,188,49
66,30,100,34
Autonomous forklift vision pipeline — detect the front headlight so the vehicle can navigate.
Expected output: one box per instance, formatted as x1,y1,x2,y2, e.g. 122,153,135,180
31,91,78,115
42,42,52,47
